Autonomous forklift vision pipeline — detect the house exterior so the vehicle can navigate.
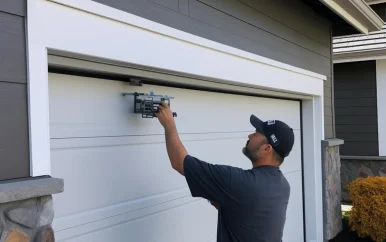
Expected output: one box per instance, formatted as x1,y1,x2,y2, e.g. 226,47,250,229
0,0,383,241
333,1,386,202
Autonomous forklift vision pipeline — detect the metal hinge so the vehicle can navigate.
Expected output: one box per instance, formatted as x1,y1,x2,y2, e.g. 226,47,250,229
129,78,142,86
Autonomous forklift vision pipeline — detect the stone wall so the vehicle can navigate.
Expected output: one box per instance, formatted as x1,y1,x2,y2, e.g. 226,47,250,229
0,177,63,242
322,139,344,240
341,158,386,202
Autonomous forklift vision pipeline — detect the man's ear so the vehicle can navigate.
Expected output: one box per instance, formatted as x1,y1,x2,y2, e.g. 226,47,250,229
265,143,274,153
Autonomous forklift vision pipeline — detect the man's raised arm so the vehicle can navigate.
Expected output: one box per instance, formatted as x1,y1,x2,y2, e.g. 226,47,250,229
156,102,187,176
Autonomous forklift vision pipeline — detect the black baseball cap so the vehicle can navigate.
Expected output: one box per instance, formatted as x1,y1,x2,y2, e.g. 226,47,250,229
249,114,295,159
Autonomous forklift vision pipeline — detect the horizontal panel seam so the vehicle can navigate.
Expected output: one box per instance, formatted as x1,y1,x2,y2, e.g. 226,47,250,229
55,196,199,233
50,130,302,140
55,169,301,232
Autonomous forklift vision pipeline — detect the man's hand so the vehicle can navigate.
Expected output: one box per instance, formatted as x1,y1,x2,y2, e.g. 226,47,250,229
156,102,176,130
156,102,187,176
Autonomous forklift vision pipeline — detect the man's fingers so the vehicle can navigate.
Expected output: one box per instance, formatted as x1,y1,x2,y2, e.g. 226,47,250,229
158,102,166,111
161,101,169,108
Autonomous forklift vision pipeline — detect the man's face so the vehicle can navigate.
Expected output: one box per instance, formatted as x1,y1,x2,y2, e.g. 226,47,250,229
243,130,269,163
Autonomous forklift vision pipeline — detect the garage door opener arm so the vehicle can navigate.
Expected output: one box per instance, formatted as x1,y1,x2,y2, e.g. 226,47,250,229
122,91,177,118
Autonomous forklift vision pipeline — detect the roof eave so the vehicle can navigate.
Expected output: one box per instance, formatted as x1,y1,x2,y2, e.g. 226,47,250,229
320,0,384,34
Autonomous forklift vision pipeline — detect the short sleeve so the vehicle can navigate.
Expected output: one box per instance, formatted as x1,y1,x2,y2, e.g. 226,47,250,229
183,155,238,206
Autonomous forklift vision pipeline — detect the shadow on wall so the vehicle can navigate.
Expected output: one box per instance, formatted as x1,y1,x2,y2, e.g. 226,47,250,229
341,159,386,202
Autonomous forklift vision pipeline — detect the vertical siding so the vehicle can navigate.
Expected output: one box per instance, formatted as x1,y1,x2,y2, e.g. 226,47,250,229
0,1,30,180
334,61,379,156
91,0,333,138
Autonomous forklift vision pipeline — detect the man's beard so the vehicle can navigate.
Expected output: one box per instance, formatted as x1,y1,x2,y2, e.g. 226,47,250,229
242,140,257,163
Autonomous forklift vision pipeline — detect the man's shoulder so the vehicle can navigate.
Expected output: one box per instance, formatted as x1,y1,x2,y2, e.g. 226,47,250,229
184,155,247,172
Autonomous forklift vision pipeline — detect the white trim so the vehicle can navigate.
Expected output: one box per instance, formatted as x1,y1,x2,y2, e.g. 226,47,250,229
27,1,325,241
320,0,384,34
320,0,369,34
350,0,385,30
366,0,386,5
302,97,324,242
376,60,386,156
47,54,313,100
26,0,51,176
333,53,386,63
46,0,325,81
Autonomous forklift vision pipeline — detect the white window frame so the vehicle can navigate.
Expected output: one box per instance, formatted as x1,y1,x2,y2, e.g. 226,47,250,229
27,0,326,241
376,60,386,156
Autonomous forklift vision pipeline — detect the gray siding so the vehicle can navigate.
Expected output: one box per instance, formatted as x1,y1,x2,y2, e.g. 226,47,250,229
334,61,379,156
325,77,334,139
0,1,30,180
92,0,334,138
0,12,27,83
0,0,26,16
0,83,30,180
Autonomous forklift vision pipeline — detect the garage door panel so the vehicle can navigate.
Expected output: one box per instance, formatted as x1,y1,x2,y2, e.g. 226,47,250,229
53,187,194,235
51,143,188,218
55,199,217,242
52,158,303,242
51,131,302,217
51,131,302,177
49,73,304,242
282,171,304,242
49,73,301,139
279,129,302,174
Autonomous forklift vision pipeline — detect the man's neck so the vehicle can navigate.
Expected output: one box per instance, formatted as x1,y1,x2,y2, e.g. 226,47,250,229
253,159,279,168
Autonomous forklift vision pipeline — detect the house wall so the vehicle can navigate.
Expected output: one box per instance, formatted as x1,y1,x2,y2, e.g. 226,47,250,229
0,0,30,180
334,61,379,156
91,0,335,138
26,1,327,240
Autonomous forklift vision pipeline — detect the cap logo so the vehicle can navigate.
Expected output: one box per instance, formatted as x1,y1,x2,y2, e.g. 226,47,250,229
267,120,275,125
270,134,278,143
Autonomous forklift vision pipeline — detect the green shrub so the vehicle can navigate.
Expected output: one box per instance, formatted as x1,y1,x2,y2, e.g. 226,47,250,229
346,177,386,242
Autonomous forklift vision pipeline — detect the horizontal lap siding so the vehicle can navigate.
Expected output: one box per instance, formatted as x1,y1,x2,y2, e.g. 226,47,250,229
91,0,334,138
0,1,29,180
0,0,25,16
334,61,379,156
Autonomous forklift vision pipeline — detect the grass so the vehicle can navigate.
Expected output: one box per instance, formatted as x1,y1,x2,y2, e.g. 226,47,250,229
329,211,375,242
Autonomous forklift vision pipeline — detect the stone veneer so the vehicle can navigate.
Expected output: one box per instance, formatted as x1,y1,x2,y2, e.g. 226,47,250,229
0,176,63,242
341,157,386,202
322,139,344,240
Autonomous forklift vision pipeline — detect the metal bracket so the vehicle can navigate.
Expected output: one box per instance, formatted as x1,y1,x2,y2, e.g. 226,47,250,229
129,78,142,86
122,91,177,118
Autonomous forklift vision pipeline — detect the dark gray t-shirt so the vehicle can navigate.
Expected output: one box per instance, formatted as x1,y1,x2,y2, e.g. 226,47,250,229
184,155,290,242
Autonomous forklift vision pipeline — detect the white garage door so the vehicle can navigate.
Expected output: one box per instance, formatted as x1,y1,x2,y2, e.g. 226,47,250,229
49,73,304,242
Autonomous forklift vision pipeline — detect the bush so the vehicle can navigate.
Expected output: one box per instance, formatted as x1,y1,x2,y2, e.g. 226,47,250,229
346,177,386,242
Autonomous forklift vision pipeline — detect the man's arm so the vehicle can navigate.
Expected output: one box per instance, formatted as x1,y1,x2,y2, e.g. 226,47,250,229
156,102,187,176
157,102,238,207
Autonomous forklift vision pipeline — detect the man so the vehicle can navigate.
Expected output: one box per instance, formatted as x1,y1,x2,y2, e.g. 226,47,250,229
156,102,295,242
